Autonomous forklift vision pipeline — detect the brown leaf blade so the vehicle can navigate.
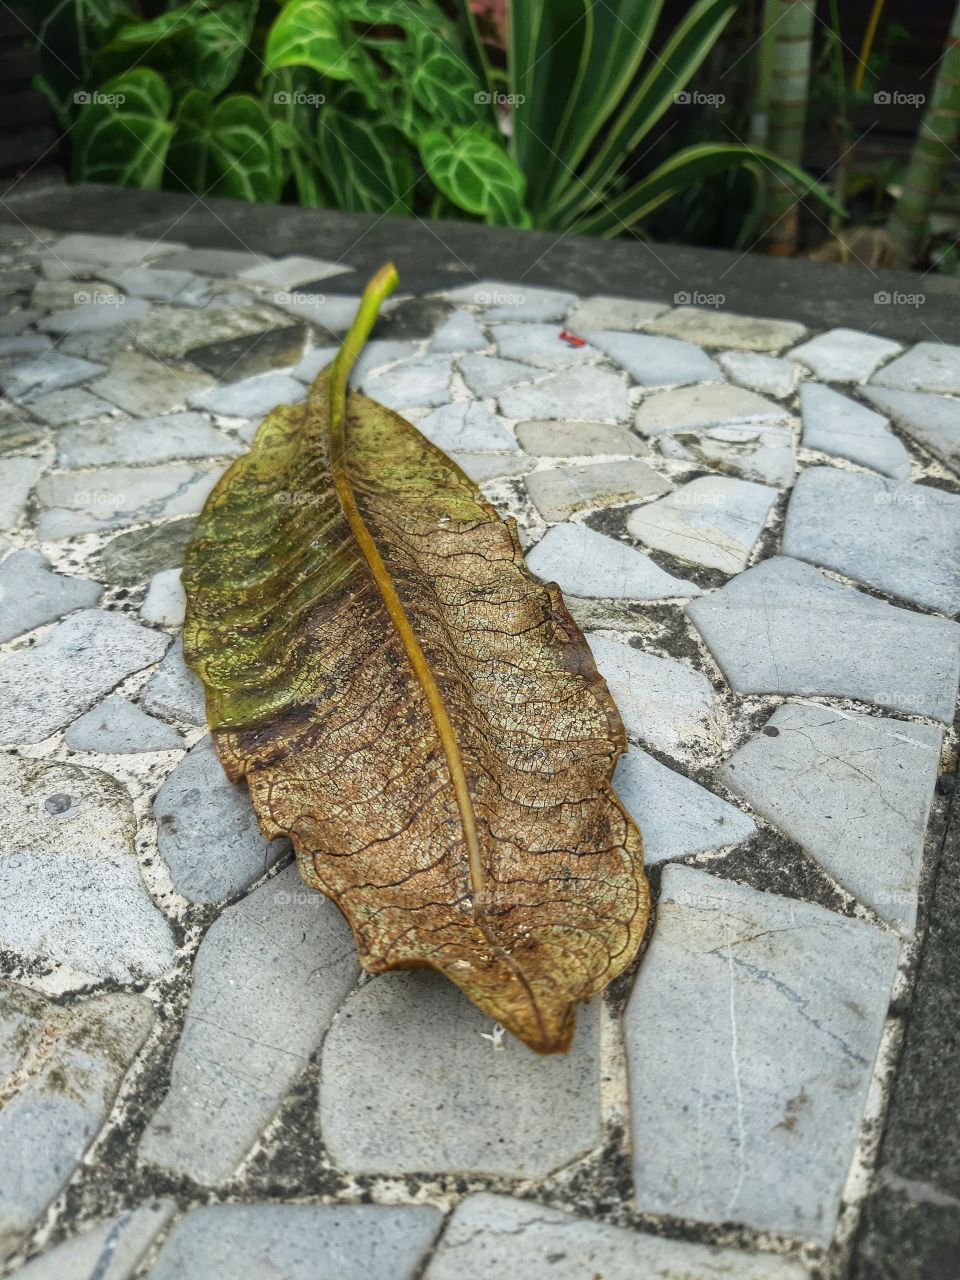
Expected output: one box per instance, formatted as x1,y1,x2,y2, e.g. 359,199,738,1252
182,265,649,1052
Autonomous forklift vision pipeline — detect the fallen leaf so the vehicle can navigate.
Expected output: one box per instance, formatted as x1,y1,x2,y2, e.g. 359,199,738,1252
182,264,648,1053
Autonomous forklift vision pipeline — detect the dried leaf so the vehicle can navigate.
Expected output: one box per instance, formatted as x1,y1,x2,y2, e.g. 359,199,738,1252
182,265,648,1053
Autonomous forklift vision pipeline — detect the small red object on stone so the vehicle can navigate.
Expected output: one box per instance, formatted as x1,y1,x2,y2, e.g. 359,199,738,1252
559,329,586,347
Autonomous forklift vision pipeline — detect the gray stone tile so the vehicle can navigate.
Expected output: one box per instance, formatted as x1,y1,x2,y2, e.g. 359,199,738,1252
0,985,154,1254
869,341,960,394
635,383,789,434
273,292,390,334
0,609,170,745
499,367,630,422
0,334,52,360
799,383,910,479
53,234,187,268
37,460,224,538
361,354,453,410
321,969,601,1176
526,459,671,521
140,864,358,1183
184,321,308,382
64,693,182,753
39,297,149,336
515,419,644,456
647,307,807,352
422,1193,807,1280
0,757,176,981
135,304,289,360
587,635,721,757
31,279,112,312
0,352,106,403
290,344,339,383
443,281,576,322
566,295,669,332
29,386,114,426
7,1201,175,1280
91,351,214,416
0,310,41,337
453,453,532,483
585,330,723,387
57,411,240,468
0,455,42,527
626,476,777,573
141,637,207,725
0,419,44,456
783,467,960,614
788,328,902,382
614,749,755,865
719,703,942,936
527,523,700,599
625,864,900,1242
459,353,535,398
141,566,185,627
350,339,417,384
489,322,600,369
155,247,262,276
718,350,801,399
861,385,960,474
155,736,288,902
428,308,488,353
189,372,305,418
417,401,518,451
237,256,351,289
0,548,102,642
656,423,797,487
97,518,197,586
99,264,214,304
686,556,960,721
149,1204,442,1280
57,328,129,363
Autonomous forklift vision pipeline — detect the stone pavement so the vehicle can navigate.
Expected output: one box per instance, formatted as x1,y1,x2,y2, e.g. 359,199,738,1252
0,222,958,1279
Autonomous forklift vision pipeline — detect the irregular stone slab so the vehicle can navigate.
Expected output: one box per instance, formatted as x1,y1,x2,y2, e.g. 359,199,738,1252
720,703,941,935
627,475,776,573
783,467,960,614
37,460,224,538
321,969,601,1176
100,263,214,303
31,278,112,311
361,354,453,409
459,353,535,398
0,310,42,337
625,864,901,1242
423,1194,807,1280
0,333,52,359
141,637,207,725
53,233,186,268
444,280,576,322
350,339,417,385
566,295,668,331
141,566,186,627
150,1204,442,1280
155,247,261,276
686,555,960,722
91,351,214,416
97,518,197,586
0,610,169,745
136,304,289,361
155,736,288,902
187,323,307,381
869,341,960,394
526,459,671,521
0,985,155,1254
140,864,358,1183
499,367,630,422
57,328,127,363
799,383,910,479
0,455,42,528
0,549,101,642
656,422,797,487
428,308,487,353
585,330,723,387
290,344,339,382
29,387,114,426
861,385,960,474
38,297,149,336
0,352,106,403
489,323,599,369
417,401,518,451
719,350,801,398
588,635,720,756
238,255,351,289
647,307,806,352
273,291,396,333
0,757,176,981
614,749,755,865
527,523,700,599
57,411,240,468
635,383,788,434
515,419,644,456
453,452,531,483
13,1208,171,1280
788,327,902,382
8,1201,175,1280
190,372,304,418
64,693,182,753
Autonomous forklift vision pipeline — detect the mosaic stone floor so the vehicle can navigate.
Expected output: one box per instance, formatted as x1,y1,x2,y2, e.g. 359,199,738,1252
1,224,959,1280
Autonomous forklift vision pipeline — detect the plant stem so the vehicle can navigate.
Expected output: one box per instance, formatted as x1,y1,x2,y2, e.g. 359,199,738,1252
328,263,398,428
760,0,817,255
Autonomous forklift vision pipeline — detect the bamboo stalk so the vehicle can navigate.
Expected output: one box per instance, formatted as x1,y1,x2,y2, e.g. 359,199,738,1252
761,0,817,255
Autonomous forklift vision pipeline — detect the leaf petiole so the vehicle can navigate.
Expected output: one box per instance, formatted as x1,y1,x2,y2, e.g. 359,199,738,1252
328,262,399,428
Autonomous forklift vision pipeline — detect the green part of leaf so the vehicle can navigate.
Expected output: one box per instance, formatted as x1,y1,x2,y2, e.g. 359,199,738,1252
420,126,530,227
265,0,364,82
167,90,284,203
72,67,173,188
316,108,415,214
